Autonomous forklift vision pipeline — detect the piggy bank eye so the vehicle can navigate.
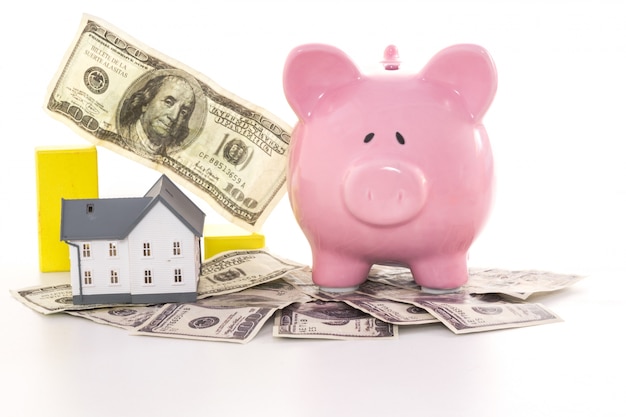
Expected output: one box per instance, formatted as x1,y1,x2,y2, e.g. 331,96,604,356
364,132,375,143
396,132,405,145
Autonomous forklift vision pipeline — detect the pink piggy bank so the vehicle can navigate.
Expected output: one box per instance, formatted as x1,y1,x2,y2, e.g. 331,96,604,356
283,44,497,293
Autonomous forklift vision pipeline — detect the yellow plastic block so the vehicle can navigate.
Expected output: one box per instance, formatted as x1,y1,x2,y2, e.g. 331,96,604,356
36,145,98,272
203,224,265,260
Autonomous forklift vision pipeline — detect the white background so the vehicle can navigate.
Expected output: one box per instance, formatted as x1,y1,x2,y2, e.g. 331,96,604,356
1,1,625,416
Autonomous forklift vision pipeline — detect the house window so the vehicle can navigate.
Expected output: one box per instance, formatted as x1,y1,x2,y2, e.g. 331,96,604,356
83,270,93,285
142,242,152,257
144,269,153,284
108,242,118,257
173,241,181,256
174,268,183,283
110,270,119,284
82,243,91,258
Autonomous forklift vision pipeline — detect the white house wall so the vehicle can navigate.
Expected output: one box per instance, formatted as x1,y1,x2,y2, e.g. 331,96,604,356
69,239,131,298
127,201,198,297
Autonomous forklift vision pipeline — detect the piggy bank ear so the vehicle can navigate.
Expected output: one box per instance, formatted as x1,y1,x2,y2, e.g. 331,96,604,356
283,44,361,120
421,44,497,120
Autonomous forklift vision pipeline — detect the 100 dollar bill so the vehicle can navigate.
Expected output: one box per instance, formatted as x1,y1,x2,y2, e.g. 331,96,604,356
134,303,276,344
273,300,398,340
45,14,291,231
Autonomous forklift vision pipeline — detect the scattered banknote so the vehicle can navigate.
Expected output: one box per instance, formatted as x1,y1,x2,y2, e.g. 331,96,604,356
281,267,325,298
45,14,292,231
417,298,562,334
10,283,138,315
463,268,585,300
196,279,312,308
368,264,584,299
338,295,438,326
67,304,163,329
133,278,313,343
285,270,562,334
357,280,562,334
282,268,438,325
134,303,276,344
70,279,311,342
197,249,305,298
273,300,398,340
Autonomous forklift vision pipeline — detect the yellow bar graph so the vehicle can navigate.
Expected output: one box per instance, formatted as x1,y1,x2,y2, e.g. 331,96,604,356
35,145,99,272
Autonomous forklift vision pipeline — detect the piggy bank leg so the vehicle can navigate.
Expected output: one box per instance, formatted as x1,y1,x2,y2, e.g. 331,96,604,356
311,250,370,293
410,253,469,293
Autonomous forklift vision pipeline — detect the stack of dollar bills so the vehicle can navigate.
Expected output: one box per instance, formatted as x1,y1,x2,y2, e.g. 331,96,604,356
11,249,584,344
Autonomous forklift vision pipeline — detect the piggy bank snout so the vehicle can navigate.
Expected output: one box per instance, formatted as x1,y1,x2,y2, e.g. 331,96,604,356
342,160,428,226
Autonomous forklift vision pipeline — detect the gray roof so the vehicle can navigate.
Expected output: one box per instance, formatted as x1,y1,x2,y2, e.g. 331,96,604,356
61,175,205,241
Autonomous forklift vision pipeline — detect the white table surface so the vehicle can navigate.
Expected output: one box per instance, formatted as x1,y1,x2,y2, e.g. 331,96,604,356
2,1,625,416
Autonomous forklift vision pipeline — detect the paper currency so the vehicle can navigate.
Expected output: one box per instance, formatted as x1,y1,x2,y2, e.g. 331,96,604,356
45,14,291,231
358,280,562,334
281,267,326,298
463,268,585,300
341,296,438,326
273,300,398,340
417,298,562,334
10,283,138,315
197,250,305,298
134,303,276,344
68,304,163,329
282,268,438,325
280,266,566,332
71,279,310,343
196,279,312,308
11,250,577,340
134,280,309,343
368,264,584,299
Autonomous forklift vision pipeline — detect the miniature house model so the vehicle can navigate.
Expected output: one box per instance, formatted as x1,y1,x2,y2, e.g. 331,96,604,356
61,175,205,305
